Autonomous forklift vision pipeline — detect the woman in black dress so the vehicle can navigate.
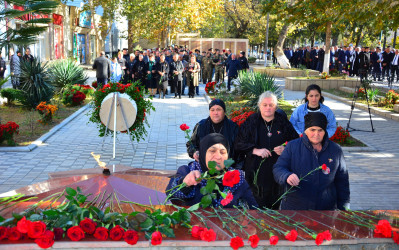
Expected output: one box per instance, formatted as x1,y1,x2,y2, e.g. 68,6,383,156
235,91,298,209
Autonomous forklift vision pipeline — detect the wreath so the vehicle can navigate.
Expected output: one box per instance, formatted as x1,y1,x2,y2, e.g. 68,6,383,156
89,81,155,142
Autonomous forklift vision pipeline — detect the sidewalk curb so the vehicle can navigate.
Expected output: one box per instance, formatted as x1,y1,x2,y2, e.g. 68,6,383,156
323,92,399,122
0,104,90,152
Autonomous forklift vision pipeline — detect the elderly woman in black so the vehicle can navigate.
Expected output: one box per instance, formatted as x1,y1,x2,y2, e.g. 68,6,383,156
234,91,298,209
167,133,257,208
273,112,350,210
187,99,238,162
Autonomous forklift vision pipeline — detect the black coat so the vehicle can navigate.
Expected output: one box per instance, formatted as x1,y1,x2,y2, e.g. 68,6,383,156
234,112,298,208
227,59,242,77
93,56,111,79
155,61,170,82
238,56,249,70
358,51,370,71
273,134,350,210
127,60,136,76
133,60,148,79
0,57,6,73
187,116,238,159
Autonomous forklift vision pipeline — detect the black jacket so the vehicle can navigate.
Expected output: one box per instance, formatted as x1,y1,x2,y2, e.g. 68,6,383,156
133,60,148,79
187,116,238,159
155,61,170,82
238,56,249,70
0,57,6,73
93,56,111,79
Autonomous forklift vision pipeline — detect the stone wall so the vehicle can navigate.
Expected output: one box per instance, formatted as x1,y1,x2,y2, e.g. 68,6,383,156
285,77,360,91
252,67,319,78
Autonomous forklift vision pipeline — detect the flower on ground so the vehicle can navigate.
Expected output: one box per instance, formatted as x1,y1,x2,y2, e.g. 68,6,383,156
109,225,125,240
393,231,399,244
0,226,8,240
17,216,31,234
269,235,279,245
191,226,204,238
285,229,298,242
248,234,260,248
315,232,324,245
124,230,139,245
221,192,234,206
79,218,97,234
200,228,217,242
322,230,332,241
374,220,392,238
28,221,47,239
35,230,54,249
230,236,244,250
67,226,85,241
151,231,162,245
94,227,108,241
8,227,22,241
53,228,64,240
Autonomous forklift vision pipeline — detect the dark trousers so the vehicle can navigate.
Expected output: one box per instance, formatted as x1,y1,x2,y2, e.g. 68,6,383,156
173,79,182,97
97,78,108,88
227,75,237,91
382,64,390,80
372,65,381,80
158,81,168,96
391,65,399,82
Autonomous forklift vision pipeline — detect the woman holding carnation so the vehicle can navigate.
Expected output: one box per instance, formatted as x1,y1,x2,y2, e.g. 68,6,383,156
147,54,158,97
234,91,298,209
186,55,201,98
273,112,350,210
166,133,257,208
290,84,337,138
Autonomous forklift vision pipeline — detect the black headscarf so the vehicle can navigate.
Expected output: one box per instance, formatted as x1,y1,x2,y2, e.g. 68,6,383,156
209,99,226,112
199,133,229,173
304,112,327,132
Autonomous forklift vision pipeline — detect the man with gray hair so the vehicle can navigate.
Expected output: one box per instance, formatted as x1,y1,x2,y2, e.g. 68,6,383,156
92,51,111,88
10,49,21,89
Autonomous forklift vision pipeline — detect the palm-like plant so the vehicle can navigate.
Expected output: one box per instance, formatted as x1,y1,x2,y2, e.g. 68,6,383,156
48,59,89,90
238,71,281,107
19,58,54,108
0,0,59,48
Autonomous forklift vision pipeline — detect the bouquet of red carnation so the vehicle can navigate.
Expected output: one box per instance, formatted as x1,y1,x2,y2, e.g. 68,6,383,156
92,81,98,89
205,81,216,94
0,121,19,146
229,107,255,126
330,126,350,144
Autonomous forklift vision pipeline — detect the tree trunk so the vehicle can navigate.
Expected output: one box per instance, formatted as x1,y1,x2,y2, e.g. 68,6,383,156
273,23,291,69
128,20,134,52
332,32,339,46
323,21,332,74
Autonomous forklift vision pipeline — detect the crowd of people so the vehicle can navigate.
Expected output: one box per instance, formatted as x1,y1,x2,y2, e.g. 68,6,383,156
280,45,399,84
92,46,250,98
3,48,35,89
167,85,350,211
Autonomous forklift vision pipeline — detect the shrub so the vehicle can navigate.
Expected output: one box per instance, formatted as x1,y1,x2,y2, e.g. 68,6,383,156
238,71,281,107
0,88,24,105
19,59,54,108
62,84,86,106
384,90,399,105
247,57,256,63
48,59,88,90
0,121,19,146
36,101,58,124
205,81,216,94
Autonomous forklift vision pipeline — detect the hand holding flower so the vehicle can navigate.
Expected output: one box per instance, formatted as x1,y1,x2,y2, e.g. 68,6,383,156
273,145,285,155
183,170,201,186
252,148,272,158
287,173,300,186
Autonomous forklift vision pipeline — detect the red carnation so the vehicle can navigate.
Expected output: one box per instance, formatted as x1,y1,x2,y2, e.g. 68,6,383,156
285,229,298,242
53,228,64,240
17,216,31,233
200,228,217,242
35,230,54,249
110,225,125,241
248,234,259,248
180,123,190,131
8,227,21,241
393,231,399,244
315,233,324,245
28,221,47,239
222,170,240,187
191,226,204,238
221,192,234,206
321,164,328,171
230,236,244,250
79,218,97,234
269,235,278,245
67,226,85,241
322,230,332,241
0,226,8,240
151,231,162,246
374,220,392,238
94,227,108,241
124,230,139,245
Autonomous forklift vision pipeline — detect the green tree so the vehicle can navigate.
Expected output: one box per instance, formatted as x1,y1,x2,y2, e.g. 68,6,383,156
0,0,58,49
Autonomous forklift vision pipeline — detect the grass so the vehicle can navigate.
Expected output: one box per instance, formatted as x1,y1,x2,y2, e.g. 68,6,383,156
0,98,91,146
324,89,396,113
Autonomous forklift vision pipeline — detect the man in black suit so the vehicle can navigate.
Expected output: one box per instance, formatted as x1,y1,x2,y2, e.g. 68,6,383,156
381,46,393,81
92,51,111,88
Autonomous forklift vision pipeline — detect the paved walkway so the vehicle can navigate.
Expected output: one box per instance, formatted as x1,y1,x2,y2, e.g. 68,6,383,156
1,74,398,210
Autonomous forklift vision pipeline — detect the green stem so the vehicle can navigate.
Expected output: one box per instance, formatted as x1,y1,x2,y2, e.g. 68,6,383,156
218,207,248,236
234,206,274,236
272,166,322,207
211,206,236,236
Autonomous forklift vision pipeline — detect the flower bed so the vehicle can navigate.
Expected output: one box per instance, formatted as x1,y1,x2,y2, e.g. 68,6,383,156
252,66,319,78
0,121,19,146
89,81,155,142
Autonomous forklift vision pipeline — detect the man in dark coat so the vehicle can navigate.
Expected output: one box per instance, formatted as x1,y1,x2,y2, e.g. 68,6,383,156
126,54,136,83
92,51,111,88
226,54,241,91
133,54,148,88
169,53,184,98
338,47,347,73
23,48,34,63
187,99,238,161
381,46,393,81
273,112,350,210
358,47,371,81
317,46,325,72
371,47,382,81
